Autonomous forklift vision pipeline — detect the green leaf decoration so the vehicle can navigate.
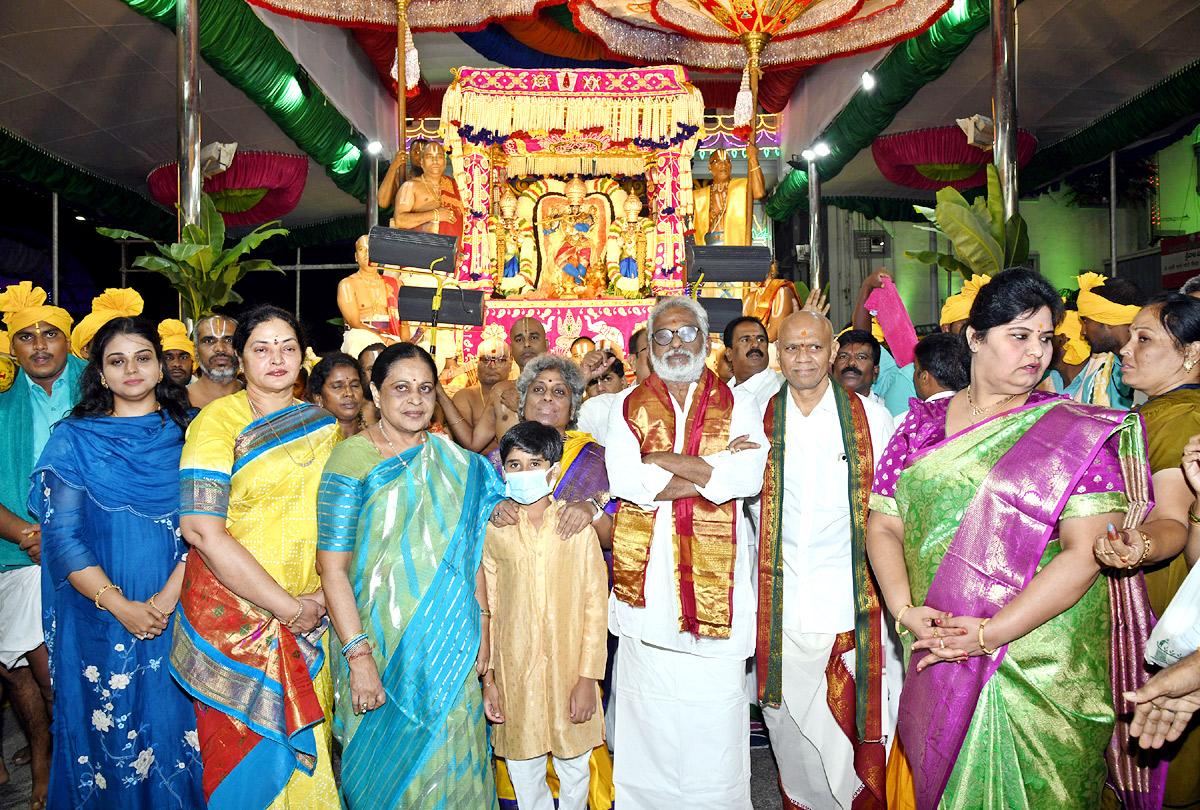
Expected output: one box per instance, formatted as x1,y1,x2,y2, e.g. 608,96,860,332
912,205,938,226
903,250,970,276
985,164,1005,245
934,199,1004,277
95,191,286,323
1003,213,1030,268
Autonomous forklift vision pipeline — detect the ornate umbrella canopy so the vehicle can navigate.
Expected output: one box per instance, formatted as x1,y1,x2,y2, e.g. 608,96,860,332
572,0,954,69
245,0,540,31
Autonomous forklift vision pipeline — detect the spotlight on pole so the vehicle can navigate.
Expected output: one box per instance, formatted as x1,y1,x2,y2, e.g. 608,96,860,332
814,142,831,157
366,140,384,156
861,71,876,91
801,149,816,162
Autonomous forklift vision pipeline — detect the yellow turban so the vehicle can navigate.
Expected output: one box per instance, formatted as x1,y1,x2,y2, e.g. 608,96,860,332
71,288,144,357
940,274,992,326
1075,272,1140,326
0,281,74,343
1057,310,1090,366
157,319,193,356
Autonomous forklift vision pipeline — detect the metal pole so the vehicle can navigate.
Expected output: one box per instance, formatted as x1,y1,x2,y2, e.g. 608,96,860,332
177,0,201,230
740,33,769,246
367,153,379,229
396,0,408,159
1109,150,1119,276
929,229,939,324
295,248,302,315
991,0,1018,219
807,158,822,291
51,193,59,304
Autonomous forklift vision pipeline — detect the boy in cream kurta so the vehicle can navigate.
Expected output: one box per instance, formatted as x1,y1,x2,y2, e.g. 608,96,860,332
482,421,608,810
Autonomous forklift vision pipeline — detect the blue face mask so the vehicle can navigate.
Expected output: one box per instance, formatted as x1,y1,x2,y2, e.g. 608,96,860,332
504,468,558,505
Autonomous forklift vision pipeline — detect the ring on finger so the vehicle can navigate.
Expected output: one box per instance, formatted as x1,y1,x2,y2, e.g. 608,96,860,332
939,638,945,649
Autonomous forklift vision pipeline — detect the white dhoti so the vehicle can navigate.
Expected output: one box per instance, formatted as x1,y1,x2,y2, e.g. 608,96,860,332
613,637,752,810
0,565,43,669
762,629,861,810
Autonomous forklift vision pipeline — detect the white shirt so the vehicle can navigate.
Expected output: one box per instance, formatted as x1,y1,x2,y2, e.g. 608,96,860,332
771,383,894,634
605,380,768,658
865,390,886,408
577,392,619,444
733,368,785,412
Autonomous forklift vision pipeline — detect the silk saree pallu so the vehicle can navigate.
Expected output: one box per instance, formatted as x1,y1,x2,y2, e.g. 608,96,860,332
892,400,1163,810
756,381,885,810
324,437,505,810
613,370,737,638
169,553,326,810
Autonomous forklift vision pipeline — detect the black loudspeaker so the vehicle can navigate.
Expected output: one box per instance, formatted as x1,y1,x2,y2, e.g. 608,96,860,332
392,286,487,328
685,244,773,283
695,297,746,338
367,225,458,272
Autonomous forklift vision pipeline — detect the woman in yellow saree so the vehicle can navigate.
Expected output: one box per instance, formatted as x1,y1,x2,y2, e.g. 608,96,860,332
169,306,342,810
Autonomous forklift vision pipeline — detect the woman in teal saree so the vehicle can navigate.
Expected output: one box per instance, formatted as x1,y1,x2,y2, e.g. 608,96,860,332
866,269,1175,810
316,342,508,810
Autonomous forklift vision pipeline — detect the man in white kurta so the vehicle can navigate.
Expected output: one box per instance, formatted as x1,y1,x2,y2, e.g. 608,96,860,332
755,312,897,810
605,296,768,810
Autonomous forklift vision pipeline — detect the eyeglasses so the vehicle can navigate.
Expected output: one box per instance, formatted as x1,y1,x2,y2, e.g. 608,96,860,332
651,325,701,346
478,355,510,365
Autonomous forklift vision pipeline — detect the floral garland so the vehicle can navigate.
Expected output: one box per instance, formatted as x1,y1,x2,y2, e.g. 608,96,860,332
453,122,700,151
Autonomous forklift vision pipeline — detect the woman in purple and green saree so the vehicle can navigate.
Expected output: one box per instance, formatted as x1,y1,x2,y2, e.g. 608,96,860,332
170,306,342,810
866,269,1180,810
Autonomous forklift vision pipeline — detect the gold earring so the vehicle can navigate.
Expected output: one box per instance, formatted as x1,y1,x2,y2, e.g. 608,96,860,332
1186,359,1196,372
158,370,164,382
100,376,109,389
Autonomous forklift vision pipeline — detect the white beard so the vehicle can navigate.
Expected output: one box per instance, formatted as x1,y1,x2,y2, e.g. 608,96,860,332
651,346,706,384
199,360,239,385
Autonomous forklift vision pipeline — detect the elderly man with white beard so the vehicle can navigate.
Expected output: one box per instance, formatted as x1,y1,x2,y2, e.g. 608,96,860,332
603,295,768,809
187,314,242,409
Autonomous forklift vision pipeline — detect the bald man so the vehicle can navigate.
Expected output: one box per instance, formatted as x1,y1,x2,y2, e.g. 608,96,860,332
753,311,898,810
451,339,513,456
464,317,549,451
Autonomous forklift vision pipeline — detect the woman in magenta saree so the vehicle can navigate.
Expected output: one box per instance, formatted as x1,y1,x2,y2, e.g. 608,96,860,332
865,269,1169,810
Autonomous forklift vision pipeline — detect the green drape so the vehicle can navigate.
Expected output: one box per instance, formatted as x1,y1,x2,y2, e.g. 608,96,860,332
0,128,177,239
765,0,992,221
1019,57,1200,193
121,0,371,204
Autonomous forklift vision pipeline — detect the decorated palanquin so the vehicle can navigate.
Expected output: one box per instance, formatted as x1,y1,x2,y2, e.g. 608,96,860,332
440,65,704,295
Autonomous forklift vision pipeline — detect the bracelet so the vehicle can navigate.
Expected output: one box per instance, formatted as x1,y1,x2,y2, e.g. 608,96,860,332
94,584,122,611
1189,505,1200,526
1133,530,1152,568
588,498,605,523
894,604,914,637
479,608,491,617
446,416,464,427
346,644,374,662
481,675,495,689
148,594,172,616
341,633,369,656
979,617,998,655
284,600,305,626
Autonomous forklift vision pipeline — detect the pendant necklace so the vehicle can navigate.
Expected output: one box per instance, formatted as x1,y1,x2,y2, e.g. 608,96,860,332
247,393,317,467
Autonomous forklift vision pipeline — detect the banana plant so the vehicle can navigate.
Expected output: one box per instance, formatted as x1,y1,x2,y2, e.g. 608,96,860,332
903,164,1029,280
98,193,287,323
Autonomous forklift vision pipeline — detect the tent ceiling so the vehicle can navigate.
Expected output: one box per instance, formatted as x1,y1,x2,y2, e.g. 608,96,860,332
822,0,1200,199
1,0,1198,230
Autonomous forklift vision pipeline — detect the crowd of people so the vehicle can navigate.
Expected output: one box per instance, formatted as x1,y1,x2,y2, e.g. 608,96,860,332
1,266,1200,810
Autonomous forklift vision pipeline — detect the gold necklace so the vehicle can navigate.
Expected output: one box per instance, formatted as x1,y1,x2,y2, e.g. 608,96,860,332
421,175,443,205
376,420,423,473
247,393,317,467
966,385,1024,417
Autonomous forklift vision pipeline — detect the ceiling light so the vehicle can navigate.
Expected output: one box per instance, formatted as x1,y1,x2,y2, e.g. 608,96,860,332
814,142,831,157
801,149,816,161
862,71,876,91
75,215,86,221
366,140,383,156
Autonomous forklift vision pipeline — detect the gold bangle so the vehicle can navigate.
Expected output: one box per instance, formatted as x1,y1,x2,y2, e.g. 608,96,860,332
1188,506,1200,526
895,604,914,637
481,676,495,689
479,608,491,617
284,600,304,626
446,416,464,427
148,594,172,616
1133,531,1152,568
94,584,122,611
979,617,998,655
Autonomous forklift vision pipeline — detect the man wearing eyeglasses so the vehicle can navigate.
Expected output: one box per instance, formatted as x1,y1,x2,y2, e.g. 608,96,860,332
451,338,513,456
464,317,549,451
604,296,768,810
